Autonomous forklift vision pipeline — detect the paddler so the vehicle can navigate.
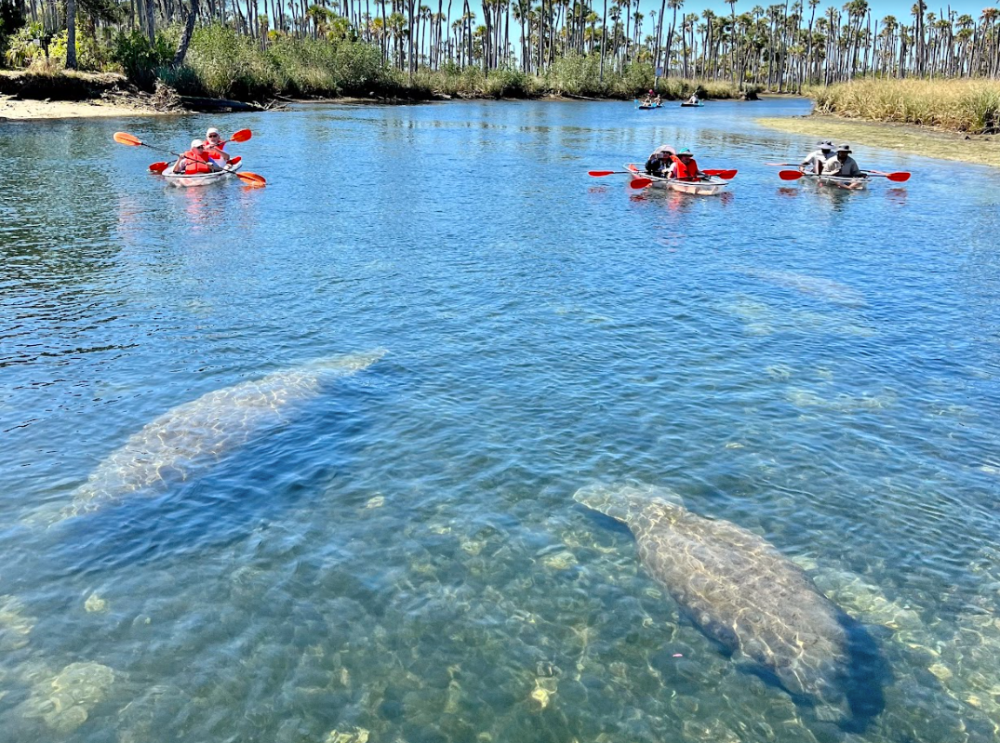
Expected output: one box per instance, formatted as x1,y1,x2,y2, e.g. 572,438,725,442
172,139,220,175
203,127,231,165
823,144,865,178
667,148,706,182
799,141,833,174
686,93,700,105
644,145,675,177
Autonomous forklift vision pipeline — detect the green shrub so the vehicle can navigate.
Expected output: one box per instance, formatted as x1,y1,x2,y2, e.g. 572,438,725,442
112,30,173,88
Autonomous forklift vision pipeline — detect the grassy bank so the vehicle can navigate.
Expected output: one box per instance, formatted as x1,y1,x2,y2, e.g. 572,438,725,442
757,115,1000,169
3,24,754,106
806,79,1000,135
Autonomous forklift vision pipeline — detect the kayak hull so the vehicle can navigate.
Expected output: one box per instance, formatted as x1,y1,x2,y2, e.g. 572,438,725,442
626,163,729,196
680,103,704,108
162,162,242,187
806,173,868,191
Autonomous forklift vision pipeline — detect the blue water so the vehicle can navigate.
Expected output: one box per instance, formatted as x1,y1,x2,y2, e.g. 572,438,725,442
1,98,999,742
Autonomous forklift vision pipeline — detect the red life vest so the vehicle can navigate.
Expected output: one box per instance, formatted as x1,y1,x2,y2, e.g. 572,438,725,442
181,149,211,174
203,140,226,160
671,156,699,181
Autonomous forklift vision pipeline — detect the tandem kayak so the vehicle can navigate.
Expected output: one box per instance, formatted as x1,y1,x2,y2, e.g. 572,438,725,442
625,164,729,195
162,161,242,188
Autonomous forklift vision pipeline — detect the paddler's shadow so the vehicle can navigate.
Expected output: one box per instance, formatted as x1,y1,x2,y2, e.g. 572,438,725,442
44,384,382,578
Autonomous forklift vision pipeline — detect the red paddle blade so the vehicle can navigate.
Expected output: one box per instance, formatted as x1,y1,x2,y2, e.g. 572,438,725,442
230,129,252,143
704,169,738,179
228,156,242,166
629,178,652,190
237,171,266,187
886,172,911,182
779,170,804,181
588,170,617,177
148,162,169,173
114,132,142,146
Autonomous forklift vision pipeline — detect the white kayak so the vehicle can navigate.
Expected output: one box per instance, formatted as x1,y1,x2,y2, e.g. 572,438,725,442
626,163,729,196
162,161,242,188
805,173,868,191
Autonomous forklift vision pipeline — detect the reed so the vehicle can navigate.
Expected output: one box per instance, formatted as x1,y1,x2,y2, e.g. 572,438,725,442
809,79,1000,135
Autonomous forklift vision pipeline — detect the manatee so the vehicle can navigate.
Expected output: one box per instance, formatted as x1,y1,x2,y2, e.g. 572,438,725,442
741,267,866,307
47,349,386,522
574,483,886,730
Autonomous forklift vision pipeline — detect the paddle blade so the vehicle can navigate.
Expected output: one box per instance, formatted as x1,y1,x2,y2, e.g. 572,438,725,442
237,171,266,187
228,156,242,166
230,129,252,143
704,169,738,179
114,132,142,146
886,172,911,182
779,170,804,181
588,170,618,177
148,162,169,173
629,178,652,190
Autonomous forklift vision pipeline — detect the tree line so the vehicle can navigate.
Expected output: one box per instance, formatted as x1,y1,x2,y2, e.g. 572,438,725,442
3,0,1000,87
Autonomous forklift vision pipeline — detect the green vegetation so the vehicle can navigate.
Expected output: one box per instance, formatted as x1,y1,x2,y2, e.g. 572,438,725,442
2,0,999,105
757,114,1000,169
809,79,1000,135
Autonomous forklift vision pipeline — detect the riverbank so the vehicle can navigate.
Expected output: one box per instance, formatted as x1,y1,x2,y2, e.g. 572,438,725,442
0,70,167,120
757,114,1000,168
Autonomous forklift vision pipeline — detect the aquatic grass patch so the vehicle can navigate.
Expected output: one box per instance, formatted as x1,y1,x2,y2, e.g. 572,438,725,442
810,79,1000,135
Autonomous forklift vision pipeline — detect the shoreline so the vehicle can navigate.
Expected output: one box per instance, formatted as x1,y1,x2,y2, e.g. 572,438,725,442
0,95,168,121
757,114,1000,169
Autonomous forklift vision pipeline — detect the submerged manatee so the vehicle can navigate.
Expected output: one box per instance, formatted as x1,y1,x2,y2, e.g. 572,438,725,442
574,483,886,729
51,350,386,522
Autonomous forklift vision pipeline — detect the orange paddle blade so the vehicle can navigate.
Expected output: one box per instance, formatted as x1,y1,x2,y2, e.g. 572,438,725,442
149,162,169,173
236,171,266,187
114,132,143,146
778,170,804,181
886,172,911,182
230,129,252,143
629,178,652,189
588,170,618,177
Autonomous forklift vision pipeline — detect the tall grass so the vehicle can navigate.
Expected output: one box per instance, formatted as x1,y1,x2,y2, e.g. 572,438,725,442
810,79,1000,134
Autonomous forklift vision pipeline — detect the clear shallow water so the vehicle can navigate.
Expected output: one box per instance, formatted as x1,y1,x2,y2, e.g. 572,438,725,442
1,98,1000,742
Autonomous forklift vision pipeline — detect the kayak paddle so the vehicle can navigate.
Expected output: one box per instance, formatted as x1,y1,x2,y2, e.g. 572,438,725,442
149,161,169,173
779,170,805,180
703,169,738,179
629,178,652,189
115,132,266,187
588,170,636,177
864,170,911,182
765,162,799,167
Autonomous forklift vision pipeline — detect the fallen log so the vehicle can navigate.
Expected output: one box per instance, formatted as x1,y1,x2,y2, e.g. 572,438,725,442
180,96,267,112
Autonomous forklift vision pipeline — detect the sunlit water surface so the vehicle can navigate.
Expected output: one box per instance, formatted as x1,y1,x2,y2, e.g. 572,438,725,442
2,98,1000,743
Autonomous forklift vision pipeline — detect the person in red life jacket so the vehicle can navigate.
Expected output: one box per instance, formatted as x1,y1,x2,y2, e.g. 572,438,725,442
666,148,706,182
202,127,231,165
172,140,220,175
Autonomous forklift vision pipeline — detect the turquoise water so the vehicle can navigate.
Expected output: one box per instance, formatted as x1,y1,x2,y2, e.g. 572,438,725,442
1,98,999,742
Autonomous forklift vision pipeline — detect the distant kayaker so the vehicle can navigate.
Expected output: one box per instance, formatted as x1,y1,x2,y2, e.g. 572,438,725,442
823,144,865,178
686,93,700,105
800,141,834,174
645,145,675,176
203,127,231,164
667,148,706,181
173,139,220,175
